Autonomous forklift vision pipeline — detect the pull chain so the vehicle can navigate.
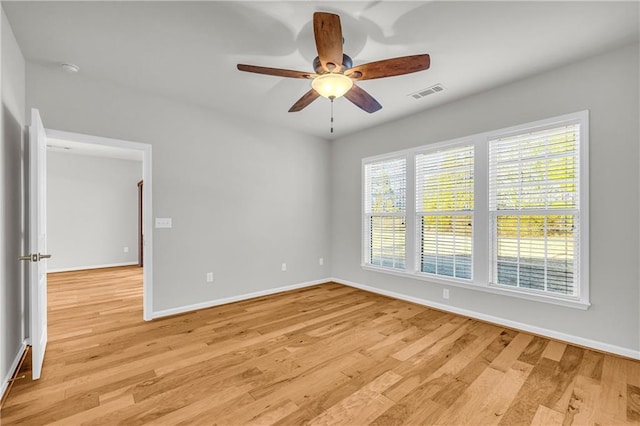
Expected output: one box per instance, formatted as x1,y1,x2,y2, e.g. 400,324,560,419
330,96,335,133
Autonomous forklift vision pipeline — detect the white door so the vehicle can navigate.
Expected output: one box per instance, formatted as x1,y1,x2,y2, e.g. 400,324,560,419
28,108,49,380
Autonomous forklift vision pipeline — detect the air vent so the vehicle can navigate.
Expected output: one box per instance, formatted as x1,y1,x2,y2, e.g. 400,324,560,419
409,83,444,100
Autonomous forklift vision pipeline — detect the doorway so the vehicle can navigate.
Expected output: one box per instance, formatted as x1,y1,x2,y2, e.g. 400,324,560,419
45,129,153,320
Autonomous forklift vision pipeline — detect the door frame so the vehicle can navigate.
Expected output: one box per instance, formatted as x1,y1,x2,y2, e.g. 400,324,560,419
137,180,143,267
45,129,153,321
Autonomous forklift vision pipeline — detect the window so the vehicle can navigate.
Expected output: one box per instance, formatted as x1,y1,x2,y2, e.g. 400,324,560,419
416,145,474,279
364,158,406,269
362,111,589,309
489,124,580,296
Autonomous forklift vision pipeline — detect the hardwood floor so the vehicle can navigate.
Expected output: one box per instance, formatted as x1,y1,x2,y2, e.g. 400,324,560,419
2,266,639,425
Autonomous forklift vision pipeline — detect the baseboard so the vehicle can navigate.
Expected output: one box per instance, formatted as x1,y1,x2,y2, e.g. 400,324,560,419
1,341,28,403
331,277,640,361
48,262,138,273
151,278,331,319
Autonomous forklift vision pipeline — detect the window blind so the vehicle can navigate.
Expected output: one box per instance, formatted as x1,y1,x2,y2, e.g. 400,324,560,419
416,145,474,279
489,124,580,295
364,158,406,269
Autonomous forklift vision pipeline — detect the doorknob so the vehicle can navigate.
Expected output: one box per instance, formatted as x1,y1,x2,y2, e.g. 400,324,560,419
19,253,52,262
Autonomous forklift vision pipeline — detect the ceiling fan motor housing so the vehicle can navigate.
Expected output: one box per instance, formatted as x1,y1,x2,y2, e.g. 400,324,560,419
314,54,353,74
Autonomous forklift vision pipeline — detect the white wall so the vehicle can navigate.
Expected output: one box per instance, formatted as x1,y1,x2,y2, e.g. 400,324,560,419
0,6,26,397
331,43,640,357
47,151,141,271
26,62,332,314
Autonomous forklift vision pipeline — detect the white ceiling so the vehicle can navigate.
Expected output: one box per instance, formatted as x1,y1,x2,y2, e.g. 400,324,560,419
4,1,639,140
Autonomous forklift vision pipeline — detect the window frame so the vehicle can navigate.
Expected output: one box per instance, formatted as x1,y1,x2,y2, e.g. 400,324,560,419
415,143,475,281
361,110,589,310
362,156,408,272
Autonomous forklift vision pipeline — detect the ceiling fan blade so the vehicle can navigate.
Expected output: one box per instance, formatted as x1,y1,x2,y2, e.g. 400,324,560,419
344,85,382,113
237,64,315,79
313,12,343,72
345,54,430,80
289,89,320,112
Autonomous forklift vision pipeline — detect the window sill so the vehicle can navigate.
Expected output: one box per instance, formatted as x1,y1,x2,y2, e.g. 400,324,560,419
361,264,590,310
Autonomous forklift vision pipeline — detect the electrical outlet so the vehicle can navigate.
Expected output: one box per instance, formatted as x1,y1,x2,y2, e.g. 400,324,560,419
281,263,287,272
443,288,450,299
206,272,214,283
155,217,172,228
319,257,324,266
123,247,129,253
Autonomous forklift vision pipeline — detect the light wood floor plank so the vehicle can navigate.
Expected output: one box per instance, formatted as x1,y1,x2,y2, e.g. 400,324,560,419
1,266,638,425
530,405,564,425
307,371,401,426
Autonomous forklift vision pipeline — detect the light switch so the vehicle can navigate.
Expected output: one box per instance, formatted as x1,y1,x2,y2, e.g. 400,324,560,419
155,217,172,228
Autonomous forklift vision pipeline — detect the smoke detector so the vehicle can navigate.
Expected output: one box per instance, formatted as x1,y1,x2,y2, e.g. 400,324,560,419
60,63,80,73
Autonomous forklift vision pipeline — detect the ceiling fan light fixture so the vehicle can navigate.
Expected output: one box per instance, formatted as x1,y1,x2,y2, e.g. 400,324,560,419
311,73,353,99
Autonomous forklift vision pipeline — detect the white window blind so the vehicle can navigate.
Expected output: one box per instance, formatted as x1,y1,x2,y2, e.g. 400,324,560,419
416,145,474,279
364,158,406,269
489,124,580,296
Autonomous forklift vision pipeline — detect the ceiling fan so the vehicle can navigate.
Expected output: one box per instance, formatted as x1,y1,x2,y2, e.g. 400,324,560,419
237,12,431,114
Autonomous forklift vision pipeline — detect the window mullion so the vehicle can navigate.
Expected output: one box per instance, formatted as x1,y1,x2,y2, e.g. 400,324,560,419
474,135,489,285
516,216,521,288
405,153,416,272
